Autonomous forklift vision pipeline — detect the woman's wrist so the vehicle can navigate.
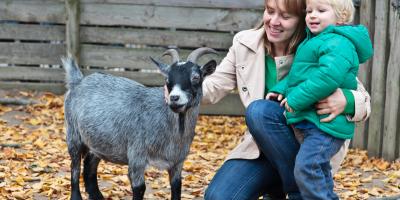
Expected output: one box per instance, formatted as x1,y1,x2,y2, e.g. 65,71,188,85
342,89,355,115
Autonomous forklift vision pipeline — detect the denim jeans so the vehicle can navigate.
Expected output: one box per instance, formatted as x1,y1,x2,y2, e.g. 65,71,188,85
245,100,302,200
204,156,286,200
294,121,345,199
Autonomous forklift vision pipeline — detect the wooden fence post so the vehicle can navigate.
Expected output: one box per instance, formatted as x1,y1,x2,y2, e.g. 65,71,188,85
353,0,375,149
65,0,80,63
367,0,390,157
382,1,400,161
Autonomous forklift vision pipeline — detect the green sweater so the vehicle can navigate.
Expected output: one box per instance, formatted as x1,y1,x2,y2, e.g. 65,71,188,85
270,25,373,139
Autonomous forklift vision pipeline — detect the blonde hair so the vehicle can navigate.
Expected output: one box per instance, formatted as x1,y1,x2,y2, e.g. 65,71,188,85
308,0,355,23
255,0,307,57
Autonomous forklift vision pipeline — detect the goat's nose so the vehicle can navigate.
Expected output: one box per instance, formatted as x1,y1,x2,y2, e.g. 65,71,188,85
170,95,180,102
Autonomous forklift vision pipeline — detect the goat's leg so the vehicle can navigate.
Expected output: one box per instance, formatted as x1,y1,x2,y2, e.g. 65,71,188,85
128,161,146,200
67,128,85,200
83,152,103,200
168,163,183,200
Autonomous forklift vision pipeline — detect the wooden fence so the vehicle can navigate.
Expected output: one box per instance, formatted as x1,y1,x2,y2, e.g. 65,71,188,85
0,0,399,161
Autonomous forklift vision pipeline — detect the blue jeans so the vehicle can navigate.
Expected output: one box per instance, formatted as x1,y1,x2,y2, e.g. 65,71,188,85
245,100,302,200
204,156,286,200
294,121,344,199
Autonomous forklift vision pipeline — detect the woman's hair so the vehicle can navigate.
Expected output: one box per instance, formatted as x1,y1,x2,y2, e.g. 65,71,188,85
307,0,355,24
256,0,307,57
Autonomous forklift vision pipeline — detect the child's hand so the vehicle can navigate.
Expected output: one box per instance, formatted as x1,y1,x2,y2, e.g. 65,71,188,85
265,92,284,102
281,98,294,112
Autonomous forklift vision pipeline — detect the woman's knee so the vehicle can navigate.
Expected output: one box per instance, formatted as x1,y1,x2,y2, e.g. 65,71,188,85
246,100,284,126
247,99,279,118
246,99,264,121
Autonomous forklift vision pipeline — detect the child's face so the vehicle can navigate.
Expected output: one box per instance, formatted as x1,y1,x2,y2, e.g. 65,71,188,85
305,0,338,34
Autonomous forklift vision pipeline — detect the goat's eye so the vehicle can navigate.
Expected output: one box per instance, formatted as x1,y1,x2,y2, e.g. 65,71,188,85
191,74,200,84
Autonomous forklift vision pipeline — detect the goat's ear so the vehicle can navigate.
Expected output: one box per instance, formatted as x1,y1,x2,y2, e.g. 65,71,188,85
200,60,217,77
150,57,170,77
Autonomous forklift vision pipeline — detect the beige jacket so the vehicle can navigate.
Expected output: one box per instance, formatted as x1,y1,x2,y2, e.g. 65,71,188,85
202,28,371,174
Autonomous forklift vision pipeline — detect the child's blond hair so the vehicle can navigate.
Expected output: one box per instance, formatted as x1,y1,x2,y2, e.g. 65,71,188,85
307,0,355,24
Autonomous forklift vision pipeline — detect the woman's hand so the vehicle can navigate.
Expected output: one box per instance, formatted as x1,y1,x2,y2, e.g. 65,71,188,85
315,89,347,122
265,92,284,102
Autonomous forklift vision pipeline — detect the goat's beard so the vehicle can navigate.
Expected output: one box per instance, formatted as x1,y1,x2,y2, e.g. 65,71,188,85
169,103,187,113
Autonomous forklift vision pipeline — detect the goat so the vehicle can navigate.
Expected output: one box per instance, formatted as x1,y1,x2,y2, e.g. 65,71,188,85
62,47,217,200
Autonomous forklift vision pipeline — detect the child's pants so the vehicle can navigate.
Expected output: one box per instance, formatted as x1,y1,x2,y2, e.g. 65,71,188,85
294,121,345,199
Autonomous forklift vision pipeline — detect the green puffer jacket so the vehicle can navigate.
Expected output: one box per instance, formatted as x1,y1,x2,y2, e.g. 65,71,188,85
270,25,373,139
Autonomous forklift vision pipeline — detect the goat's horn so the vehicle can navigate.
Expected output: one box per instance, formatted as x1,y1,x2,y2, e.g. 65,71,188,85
162,49,180,63
187,47,218,64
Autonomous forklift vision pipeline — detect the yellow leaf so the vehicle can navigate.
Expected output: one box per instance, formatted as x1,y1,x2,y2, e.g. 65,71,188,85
32,182,44,191
11,191,26,199
33,138,46,149
14,176,25,186
28,118,42,126
0,106,12,113
150,183,160,189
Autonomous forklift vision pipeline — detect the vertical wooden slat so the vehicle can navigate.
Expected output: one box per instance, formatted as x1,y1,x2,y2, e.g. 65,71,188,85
65,0,80,62
382,2,400,160
353,0,375,149
398,105,400,160
367,0,390,157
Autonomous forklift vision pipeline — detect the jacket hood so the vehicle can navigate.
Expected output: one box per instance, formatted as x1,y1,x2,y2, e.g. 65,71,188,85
311,25,374,63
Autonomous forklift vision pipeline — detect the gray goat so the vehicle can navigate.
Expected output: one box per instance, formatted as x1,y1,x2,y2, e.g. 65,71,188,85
62,48,217,200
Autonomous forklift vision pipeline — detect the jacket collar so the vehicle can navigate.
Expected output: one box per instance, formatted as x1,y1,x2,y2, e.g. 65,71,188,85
236,28,266,53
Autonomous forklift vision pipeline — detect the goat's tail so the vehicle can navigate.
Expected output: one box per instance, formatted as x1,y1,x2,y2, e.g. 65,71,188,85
61,56,83,89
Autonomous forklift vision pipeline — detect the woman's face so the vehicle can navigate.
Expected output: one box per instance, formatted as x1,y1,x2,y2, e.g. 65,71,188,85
264,0,300,47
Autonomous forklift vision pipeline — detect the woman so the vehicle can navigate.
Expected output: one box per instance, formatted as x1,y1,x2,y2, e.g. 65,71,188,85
200,0,371,199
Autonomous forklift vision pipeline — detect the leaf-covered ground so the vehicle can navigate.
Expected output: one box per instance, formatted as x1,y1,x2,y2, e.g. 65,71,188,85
0,90,399,200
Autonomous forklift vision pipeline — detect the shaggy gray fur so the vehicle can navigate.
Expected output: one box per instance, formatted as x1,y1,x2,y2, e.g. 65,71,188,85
62,48,217,200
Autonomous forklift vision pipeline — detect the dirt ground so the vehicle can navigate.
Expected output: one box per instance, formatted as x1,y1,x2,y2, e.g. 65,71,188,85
0,89,399,200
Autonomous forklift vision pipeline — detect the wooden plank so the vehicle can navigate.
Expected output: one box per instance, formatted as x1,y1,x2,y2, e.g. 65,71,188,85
0,66,165,86
80,44,225,69
0,1,65,23
358,0,375,88
0,43,225,69
200,93,244,116
352,123,366,149
0,24,65,41
0,43,65,65
80,4,263,32
66,0,81,62
353,0,375,149
80,27,233,49
0,82,66,94
0,24,232,49
0,66,64,82
80,0,264,10
368,0,390,157
381,8,400,161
